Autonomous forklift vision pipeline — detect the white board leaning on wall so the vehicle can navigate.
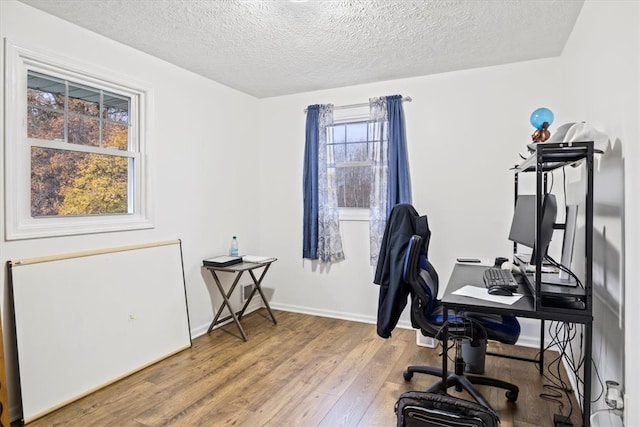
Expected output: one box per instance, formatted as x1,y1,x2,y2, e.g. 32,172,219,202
7,240,191,424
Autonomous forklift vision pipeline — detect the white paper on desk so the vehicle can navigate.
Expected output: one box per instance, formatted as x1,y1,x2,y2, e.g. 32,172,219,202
452,285,523,305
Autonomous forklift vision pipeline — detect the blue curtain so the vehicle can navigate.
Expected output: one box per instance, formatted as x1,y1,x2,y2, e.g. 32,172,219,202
386,95,411,218
303,105,319,259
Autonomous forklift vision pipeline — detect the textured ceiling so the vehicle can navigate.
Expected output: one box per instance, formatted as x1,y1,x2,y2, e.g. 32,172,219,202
17,0,584,99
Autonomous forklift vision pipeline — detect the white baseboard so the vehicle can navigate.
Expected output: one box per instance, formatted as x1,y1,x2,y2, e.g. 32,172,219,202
269,302,377,326
268,302,415,331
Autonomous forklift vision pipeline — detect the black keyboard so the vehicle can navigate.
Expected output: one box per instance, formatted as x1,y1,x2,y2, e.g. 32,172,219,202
483,267,518,290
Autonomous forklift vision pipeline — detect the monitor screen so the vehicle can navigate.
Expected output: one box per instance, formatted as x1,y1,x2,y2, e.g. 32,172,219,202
508,193,558,260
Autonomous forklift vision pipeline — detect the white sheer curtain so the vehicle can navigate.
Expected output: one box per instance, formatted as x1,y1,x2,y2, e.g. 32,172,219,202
317,105,345,263
369,97,389,265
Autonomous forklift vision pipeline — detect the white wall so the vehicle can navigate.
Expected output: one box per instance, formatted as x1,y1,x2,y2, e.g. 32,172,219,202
256,60,565,343
1,0,261,416
559,0,639,423
2,0,638,423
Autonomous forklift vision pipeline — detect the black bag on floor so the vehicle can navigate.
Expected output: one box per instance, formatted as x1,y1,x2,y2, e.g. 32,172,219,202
395,391,499,427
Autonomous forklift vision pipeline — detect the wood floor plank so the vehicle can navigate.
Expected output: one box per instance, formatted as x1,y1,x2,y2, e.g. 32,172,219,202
317,339,407,427
231,323,367,416
235,322,380,425
263,392,340,427
132,321,307,425
22,310,583,427
356,380,406,427
313,326,385,397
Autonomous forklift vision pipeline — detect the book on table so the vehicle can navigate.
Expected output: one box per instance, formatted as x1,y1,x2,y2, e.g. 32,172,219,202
203,255,243,267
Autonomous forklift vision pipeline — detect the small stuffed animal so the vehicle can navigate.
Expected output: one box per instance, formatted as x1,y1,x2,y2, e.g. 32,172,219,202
531,121,551,142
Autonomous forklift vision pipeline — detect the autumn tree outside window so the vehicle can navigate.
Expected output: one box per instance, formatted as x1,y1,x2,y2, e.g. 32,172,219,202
28,71,132,217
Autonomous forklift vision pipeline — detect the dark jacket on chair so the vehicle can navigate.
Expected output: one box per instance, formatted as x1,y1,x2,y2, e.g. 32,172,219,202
374,204,430,338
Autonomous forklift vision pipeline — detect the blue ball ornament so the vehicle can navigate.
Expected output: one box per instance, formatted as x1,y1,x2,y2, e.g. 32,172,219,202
530,107,554,130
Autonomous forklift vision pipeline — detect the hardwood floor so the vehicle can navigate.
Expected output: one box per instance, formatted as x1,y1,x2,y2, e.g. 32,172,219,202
22,310,581,426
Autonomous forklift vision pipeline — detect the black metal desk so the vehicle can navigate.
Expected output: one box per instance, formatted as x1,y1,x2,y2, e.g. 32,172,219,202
440,263,593,426
204,259,278,341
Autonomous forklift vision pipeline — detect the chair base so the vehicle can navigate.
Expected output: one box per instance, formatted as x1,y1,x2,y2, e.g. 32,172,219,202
403,364,519,417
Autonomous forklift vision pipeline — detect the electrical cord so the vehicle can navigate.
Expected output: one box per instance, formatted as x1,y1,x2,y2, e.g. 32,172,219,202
536,320,587,422
544,254,584,288
432,321,458,364
541,320,606,423
544,323,574,417
548,170,555,194
590,355,606,403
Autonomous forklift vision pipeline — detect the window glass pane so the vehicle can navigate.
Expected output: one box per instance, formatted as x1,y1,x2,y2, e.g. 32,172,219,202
31,147,130,217
336,166,371,208
346,122,367,142
68,114,100,146
27,107,64,140
27,88,64,110
333,124,346,143
103,122,129,150
103,93,130,124
68,84,100,116
346,142,369,162
332,143,346,163
27,72,65,109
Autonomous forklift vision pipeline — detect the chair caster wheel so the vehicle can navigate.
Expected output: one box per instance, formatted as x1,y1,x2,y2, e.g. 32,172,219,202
403,370,413,381
506,390,518,402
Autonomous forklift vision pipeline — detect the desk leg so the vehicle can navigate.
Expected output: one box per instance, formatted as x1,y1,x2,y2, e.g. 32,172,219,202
583,321,593,427
206,270,248,341
441,306,449,391
539,319,545,374
238,264,278,325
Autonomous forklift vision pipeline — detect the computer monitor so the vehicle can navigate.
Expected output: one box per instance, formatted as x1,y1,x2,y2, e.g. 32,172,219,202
508,193,558,264
558,205,578,280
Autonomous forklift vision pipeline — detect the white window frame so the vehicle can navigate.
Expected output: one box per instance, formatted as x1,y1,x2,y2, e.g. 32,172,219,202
332,108,371,222
4,39,154,240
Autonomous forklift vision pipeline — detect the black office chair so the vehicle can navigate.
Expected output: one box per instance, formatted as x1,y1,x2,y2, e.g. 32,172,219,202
402,234,521,414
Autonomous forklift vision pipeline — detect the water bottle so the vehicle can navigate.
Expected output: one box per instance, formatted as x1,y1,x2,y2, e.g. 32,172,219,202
229,236,239,256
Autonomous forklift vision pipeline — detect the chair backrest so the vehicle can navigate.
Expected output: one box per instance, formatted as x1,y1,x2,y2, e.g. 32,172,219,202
403,234,478,340
403,235,442,337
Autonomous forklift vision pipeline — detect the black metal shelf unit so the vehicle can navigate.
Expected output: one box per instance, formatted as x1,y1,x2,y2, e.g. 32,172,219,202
513,141,594,315
513,141,594,426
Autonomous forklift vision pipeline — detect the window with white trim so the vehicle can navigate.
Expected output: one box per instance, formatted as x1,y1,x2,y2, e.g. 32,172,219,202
4,41,153,239
330,120,373,209
329,113,386,222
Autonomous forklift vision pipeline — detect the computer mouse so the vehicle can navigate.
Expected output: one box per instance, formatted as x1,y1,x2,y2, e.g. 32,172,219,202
488,285,513,296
